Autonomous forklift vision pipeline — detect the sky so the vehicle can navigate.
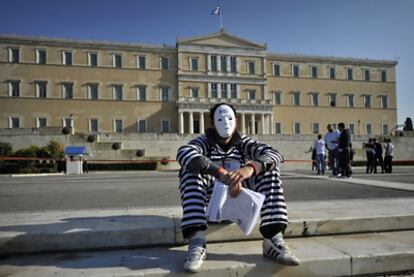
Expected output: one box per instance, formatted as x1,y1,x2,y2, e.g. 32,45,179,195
1,0,413,125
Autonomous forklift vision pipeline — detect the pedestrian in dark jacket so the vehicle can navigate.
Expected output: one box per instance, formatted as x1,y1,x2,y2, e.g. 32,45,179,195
373,138,384,173
337,122,352,178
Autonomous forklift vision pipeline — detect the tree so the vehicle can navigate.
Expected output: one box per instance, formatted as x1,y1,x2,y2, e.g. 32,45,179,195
46,140,64,159
0,142,13,157
403,117,413,131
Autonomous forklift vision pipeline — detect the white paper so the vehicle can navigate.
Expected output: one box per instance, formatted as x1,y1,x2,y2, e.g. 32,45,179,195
207,181,265,236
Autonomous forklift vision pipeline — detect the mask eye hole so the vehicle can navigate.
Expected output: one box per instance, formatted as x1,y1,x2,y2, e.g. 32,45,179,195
218,118,222,121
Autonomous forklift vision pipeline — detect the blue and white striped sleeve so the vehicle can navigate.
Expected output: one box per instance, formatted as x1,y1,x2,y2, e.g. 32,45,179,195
241,135,284,173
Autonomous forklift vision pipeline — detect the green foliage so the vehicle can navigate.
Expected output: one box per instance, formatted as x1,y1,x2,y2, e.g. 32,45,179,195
45,139,64,158
0,140,63,174
0,142,13,157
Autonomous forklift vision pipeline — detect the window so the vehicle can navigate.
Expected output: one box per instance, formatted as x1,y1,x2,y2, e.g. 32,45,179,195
138,119,147,133
113,85,123,100
247,61,255,74
114,119,123,132
63,51,72,65
63,83,73,99
348,123,355,135
8,81,20,97
36,81,47,98
380,95,388,108
9,48,20,63
9,117,20,128
90,118,99,133
160,119,170,133
160,87,170,102
88,83,99,100
312,123,319,134
247,90,256,100
220,56,227,72
137,56,146,69
275,122,282,134
311,66,318,79
293,122,301,134
329,94,337,107
36,49,46,64
292,65,299,77
364,95,371,108
273,91,281,105
190,87,199,98
113,54,122,68
346,94,354,107
365,123,372,135
64,118,72,128
292,92,300,106
210,55,217,72
190,58,198,71
221,84,228,99
230,56,237,73
160,57,169,70
364,69,370,81
230,84,237,98
329,67,336,79
382,124,389,135
381,70,387,82
210,83,218,98
36,117,47,128
88,52,98,67
310,92,319,106
273,64,280,76
138,86,147,101
347,68,353,80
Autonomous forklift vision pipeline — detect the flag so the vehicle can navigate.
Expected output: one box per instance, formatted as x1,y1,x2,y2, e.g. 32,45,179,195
211,5,221,15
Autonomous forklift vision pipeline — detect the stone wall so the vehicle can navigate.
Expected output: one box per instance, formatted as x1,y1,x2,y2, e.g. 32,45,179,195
1,129,413,170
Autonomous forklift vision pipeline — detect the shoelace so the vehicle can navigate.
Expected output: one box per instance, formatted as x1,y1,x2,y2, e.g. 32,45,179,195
187,245,206,261
271,239,290,252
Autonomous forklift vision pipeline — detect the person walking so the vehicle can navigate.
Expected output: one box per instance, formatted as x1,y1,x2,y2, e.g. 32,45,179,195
365,138,376,174
313,134,326,175
337,122,352,178
324,124,341,177
384,138,394,173
176,103,299,273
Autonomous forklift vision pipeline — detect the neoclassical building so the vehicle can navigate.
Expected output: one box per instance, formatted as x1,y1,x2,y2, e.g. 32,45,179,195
0,30,397,136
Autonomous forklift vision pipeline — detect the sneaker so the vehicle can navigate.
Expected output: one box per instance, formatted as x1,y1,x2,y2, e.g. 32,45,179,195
263,237,300,266
183,238,207,273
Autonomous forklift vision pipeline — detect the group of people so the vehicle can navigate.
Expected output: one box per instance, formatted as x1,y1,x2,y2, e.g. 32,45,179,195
364,138,394,174
312,124,395,177
312,123,353,178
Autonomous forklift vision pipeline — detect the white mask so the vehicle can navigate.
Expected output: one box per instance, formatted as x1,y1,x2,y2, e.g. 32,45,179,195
213,105,236,138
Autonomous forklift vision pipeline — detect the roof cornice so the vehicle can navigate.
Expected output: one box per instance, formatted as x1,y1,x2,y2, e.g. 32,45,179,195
267,52,398,66
0,34,177,53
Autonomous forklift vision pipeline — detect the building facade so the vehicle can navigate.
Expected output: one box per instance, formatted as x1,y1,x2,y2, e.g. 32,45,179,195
0,31,397,136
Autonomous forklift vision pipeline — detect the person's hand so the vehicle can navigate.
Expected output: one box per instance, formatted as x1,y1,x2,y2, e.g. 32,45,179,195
218,166,254,197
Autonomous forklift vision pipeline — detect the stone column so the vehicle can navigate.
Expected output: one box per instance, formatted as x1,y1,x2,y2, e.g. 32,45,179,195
179,111,184,135
251,114,256,135
189,111,194,134
200,112,205,134
261,114,266,135
241,113,246,134
270,114,275,134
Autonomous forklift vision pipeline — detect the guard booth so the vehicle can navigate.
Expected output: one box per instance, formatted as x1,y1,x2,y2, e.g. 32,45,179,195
64,146,87,174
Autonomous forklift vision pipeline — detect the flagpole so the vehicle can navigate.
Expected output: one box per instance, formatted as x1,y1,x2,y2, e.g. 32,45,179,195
220,5,223,30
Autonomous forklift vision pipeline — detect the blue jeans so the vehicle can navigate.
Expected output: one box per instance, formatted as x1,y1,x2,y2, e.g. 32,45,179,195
328,148,339,175
316,154,325,174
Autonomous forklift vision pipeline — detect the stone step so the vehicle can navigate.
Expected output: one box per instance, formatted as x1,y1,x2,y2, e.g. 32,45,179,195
1,198,413,255
1,230,413,277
